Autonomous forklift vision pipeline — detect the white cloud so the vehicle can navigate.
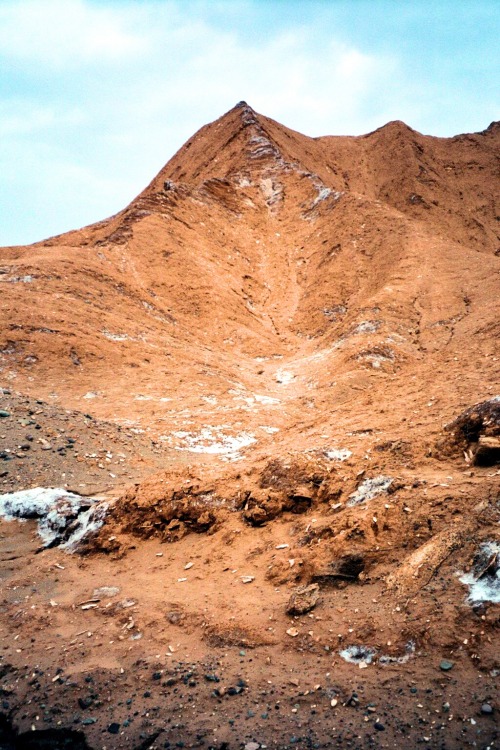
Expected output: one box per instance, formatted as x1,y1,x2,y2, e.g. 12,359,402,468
0,0,148,67
0,100,84,136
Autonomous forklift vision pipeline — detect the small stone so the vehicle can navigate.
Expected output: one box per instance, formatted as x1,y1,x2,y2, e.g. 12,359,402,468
240,575,255,583
107,722,120,734
0,410,10,418
374,722,385,731
330,698,338,707
244,743,260,750
439,660,454,671
286,583,320,616
481,703,493,715
93,586,119,598
286,627,299,638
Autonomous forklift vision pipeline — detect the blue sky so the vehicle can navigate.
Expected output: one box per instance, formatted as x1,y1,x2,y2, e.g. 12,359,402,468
0,0,498,246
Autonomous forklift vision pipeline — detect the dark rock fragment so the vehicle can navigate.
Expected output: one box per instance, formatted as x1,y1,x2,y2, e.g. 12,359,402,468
312,554,366,586
441,398,500,465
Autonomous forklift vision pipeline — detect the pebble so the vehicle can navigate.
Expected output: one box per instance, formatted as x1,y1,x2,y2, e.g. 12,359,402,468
244,743,260,750
107,722,120,734
93,586,120,598
481,703,493,715
439,660,454,671
374,722,385,731
0,410,10,418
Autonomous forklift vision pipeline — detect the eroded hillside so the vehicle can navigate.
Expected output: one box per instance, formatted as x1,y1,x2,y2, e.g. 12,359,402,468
0,103,499,750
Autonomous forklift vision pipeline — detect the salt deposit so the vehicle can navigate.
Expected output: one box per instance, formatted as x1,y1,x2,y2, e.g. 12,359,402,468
347,476,393,506
325,448,352,461
0,487,107,551
275,369,294,385
339,645,376,665
172,427,256,460
459,542,500,604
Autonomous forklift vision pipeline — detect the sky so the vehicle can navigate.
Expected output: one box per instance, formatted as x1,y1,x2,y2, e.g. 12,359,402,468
0,0,498,246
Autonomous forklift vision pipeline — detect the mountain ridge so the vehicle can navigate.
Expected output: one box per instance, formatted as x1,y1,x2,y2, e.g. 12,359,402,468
0,106,498,439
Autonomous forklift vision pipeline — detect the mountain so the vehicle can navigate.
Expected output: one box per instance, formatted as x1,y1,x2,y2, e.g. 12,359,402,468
0,103,498,448
0,104,499,750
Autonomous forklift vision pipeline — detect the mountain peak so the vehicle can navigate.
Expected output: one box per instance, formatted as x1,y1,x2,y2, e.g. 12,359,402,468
231,100,261,127
365,119,419,139
143,102,289,190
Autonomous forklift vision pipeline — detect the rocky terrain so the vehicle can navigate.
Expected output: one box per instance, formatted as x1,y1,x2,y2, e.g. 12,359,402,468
0,102,499,749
